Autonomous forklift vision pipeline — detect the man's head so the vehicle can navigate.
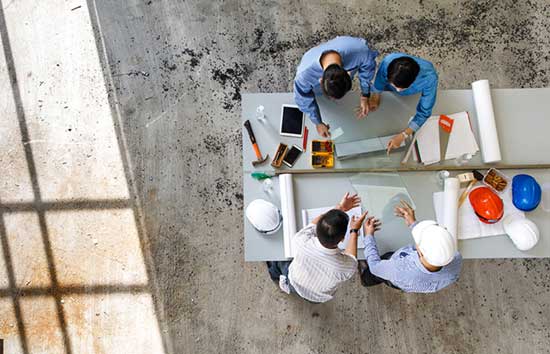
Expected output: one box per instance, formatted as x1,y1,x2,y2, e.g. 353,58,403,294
316,209,349,248
412,220,456,267
387,56,420,91
321,63,352,99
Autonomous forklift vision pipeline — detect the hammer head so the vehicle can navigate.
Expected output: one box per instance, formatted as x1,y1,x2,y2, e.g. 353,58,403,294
252,154,269,167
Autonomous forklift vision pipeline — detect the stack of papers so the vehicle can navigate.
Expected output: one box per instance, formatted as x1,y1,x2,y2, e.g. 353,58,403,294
444,112,479,160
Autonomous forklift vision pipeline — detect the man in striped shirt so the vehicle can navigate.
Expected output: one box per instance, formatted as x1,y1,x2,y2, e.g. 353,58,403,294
359,201,462,293
267,192,379,303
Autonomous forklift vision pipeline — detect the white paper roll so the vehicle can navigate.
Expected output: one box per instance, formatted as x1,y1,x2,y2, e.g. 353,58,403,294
471,80,502,163
443,177,459,242
279,174,297,258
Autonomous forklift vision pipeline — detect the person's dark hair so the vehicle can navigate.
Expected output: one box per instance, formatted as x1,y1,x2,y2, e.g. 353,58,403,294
316,209,349,248
322,64,352,99
387,57,420,89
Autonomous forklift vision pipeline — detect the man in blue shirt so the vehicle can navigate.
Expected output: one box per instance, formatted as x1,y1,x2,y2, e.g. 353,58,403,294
358,201,462,293
294,36,378,138
369,53,439,154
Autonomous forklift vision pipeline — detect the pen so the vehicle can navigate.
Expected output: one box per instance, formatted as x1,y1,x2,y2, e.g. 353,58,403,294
303,127,309,151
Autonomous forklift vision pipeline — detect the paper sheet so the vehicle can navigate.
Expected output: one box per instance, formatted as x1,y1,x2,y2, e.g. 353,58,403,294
279,174,297,258
472,80,502,163
433,187,524,240
301,206,365,249
442,177,459,241
415,116,440,165
444,112,480,160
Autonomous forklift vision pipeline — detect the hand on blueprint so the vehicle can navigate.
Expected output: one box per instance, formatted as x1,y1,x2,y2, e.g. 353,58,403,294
394,200,416,226
386,133,406,154
350,211,369,230
355,96,370,119
368,93,380,112
337,192,361,212
316,123,331,138
363,216,381,236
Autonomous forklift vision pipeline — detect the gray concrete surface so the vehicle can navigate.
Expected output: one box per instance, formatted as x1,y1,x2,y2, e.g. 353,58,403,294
2,0,550,353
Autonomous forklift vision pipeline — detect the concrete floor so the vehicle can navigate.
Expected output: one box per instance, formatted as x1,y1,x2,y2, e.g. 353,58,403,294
2,0,550,353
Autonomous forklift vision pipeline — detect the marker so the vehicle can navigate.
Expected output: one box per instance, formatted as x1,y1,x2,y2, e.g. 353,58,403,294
303,126,309,151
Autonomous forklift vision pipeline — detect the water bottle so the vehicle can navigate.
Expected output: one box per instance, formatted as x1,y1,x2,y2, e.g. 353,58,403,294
256,105,265,121
262,178,273,196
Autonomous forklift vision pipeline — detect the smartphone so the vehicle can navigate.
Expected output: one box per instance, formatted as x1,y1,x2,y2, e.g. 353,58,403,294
283,145,303,167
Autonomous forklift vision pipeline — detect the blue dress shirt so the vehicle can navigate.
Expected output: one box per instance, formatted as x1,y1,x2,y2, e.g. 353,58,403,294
363,225,462,293
374,53,439,131
294,36,378,125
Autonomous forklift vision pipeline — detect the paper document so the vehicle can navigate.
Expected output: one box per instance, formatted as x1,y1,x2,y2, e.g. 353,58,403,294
444,111,479,160
433,188,524,240
301,206,365,249
414,116,440,165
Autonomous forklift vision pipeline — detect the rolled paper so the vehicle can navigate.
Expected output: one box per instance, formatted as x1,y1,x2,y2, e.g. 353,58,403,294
279,174,297,258
443,177,460,243
471,80,502,163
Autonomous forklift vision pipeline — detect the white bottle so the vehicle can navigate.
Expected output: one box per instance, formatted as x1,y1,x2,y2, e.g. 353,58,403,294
256,105,265,121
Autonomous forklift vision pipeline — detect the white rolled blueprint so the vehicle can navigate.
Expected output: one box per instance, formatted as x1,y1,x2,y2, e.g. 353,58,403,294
279,174,297,258
471,80,502,163
443,177,459,243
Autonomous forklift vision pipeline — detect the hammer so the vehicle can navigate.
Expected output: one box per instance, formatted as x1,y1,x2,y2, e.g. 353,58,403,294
244,119,268,166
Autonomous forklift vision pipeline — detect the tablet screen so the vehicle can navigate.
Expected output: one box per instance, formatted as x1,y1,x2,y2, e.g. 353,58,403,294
281,106,304,135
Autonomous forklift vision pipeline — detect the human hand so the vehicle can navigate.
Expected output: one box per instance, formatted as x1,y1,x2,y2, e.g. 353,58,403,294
394,200,416,226
355,97,370,119
368,93,381,112
337,192,361,212
363,216,381,236
350,211,368,230
316,123,331,138
386,133,406,155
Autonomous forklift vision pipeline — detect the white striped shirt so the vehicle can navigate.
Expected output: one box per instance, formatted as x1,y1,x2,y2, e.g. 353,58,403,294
283,224,357,303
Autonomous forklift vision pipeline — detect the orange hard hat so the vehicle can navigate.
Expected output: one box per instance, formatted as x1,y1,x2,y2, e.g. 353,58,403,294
469,186,504,224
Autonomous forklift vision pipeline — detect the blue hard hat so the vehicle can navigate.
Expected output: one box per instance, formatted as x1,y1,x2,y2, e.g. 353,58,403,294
512,174,541,212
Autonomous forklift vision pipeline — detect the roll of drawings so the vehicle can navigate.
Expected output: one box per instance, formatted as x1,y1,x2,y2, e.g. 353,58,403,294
443,177,459,242
471,80,502,163
279,174,297,258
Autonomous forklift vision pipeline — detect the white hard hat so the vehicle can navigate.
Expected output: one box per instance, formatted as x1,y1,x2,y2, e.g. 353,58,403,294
412,220,457,267
245,199,282,235
503,214,539,251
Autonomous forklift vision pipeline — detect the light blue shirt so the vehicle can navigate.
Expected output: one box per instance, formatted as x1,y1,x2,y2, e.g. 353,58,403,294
374,53,438,131
294,36,378,125
363,225,462,293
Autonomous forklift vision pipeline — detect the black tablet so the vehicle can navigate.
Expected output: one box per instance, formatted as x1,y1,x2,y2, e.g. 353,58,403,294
280,104,305,137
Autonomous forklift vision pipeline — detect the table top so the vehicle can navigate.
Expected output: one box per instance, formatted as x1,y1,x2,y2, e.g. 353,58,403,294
242,89,550,261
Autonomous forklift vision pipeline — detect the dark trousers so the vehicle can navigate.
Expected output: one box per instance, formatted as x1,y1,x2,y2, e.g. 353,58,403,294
267,261,297,293
360,252,400,289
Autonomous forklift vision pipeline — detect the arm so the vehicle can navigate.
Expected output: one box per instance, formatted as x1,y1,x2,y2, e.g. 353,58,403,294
344,230,359,258
408,75,438,131
357,49,378,97
363,235,399,281
373,59,388,93
293,77,322,125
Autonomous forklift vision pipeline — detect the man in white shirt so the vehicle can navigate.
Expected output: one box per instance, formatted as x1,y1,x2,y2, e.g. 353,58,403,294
267,192,380,303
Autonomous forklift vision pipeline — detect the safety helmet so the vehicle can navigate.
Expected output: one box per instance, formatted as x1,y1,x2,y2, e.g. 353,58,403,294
503,213,539,251
512,174,541,212
469,187,504,224
411,220,457,267
245,199,282,235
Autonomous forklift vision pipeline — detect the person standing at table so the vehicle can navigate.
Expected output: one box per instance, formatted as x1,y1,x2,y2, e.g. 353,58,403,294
267,192,374,303
358,201,462,293
294,36,379,138
368,53,439,154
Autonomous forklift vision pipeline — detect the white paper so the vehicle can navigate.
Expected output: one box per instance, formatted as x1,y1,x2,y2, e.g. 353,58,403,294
331,127,344,140
415,116,440,165
301,206,365,249
472,80,502,163
442,177,459,242
444,112,480,160
279,174,297,258
433,187,524,240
